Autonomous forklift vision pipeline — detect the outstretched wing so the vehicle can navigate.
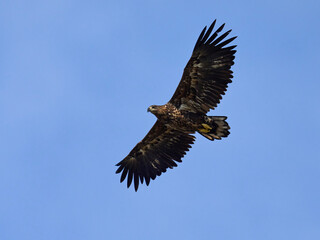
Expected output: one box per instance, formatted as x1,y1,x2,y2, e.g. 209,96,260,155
116,121,195,191
169,20,237,114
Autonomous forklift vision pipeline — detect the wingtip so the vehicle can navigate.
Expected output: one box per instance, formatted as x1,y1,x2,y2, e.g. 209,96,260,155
217,23,225,32
120,168,128,182
115,163,124,174
201,26,207,36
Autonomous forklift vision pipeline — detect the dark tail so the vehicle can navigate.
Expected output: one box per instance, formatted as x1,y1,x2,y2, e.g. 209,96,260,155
197,116,230,141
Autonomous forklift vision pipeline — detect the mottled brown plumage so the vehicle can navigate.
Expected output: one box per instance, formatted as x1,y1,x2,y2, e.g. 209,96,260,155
116,20,237,191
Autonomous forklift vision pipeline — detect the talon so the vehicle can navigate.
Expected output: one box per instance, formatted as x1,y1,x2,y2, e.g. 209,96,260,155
199,128,210,133
201,123,212,130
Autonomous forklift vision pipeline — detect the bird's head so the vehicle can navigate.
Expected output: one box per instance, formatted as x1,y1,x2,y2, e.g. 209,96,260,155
147,105,159,115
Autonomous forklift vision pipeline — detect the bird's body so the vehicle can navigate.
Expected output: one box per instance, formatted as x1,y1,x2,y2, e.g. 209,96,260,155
116,20,237,191
148,103,199,133
148,103,228,137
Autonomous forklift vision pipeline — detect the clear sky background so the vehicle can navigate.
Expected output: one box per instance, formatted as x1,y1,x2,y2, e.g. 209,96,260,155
1,0,319,239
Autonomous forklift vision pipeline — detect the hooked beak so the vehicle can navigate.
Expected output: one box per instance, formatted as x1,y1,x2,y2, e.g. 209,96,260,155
147,107,151,112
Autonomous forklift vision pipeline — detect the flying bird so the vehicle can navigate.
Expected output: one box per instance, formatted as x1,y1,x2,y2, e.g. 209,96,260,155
116,20,237,191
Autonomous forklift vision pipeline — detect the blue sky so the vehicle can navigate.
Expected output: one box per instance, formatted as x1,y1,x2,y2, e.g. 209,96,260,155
1,0,320,239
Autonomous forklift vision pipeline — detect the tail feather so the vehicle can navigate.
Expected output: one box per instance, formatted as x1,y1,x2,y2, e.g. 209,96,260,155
198,116,230,141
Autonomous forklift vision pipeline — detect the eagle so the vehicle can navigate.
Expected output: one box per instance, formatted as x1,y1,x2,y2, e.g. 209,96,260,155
116,20,237,191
